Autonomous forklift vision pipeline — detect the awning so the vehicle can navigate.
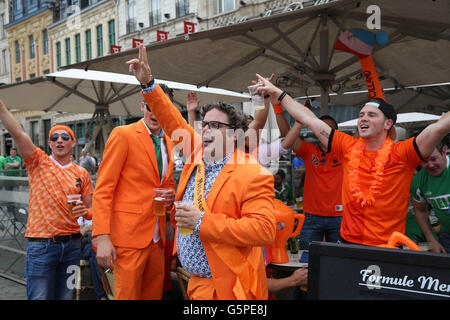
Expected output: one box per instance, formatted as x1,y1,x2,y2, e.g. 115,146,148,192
63,0,450,114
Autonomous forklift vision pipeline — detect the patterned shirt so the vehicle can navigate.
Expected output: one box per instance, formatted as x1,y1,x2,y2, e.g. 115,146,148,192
24,147,93,238
177,153,233,278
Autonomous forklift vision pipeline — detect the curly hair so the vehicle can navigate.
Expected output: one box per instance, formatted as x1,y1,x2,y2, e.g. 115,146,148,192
200,102,249,132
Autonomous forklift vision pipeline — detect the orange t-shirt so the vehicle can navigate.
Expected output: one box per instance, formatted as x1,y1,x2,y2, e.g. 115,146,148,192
24,147,93,238
331,131,422,246
295,140,343,217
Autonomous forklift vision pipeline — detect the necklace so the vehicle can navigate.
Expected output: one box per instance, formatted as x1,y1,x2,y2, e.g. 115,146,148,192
348,138,394,207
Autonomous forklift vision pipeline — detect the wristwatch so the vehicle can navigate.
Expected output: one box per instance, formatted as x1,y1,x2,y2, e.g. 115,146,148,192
140,76,155,89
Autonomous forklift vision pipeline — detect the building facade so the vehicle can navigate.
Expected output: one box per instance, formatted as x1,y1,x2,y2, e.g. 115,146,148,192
5,0,53,82
0,0,320,160
0,0,10,85
48,0,117,69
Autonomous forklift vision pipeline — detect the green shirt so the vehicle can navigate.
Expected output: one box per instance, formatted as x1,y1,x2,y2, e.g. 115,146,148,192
4,155,22,176
405,207,438,243
275,182,294,204
410,156,450,233
0,156,6,174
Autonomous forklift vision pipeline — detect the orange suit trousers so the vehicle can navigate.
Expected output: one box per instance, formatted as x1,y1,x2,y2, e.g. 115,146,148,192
113,240,164,300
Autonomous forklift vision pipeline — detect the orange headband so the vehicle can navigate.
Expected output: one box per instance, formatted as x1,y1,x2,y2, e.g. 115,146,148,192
49,124,76,143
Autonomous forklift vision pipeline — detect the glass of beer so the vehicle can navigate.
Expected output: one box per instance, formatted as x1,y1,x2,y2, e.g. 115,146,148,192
153,188,172,216
174,201,193,235
296,197,303,212
67,194,82,218
248,84,265,111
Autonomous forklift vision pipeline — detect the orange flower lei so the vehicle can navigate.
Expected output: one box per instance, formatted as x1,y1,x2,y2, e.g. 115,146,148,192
348,138,394,207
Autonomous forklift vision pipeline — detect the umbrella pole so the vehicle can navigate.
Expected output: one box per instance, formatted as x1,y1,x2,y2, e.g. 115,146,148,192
83,104,113,156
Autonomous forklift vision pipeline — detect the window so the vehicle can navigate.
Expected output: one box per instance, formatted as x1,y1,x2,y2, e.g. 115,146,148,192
60,0,67,20
75,33,81,62
85,29,92,60
29,73,36,78
43,69,50,74
1,49,7,74
56,41,61,67
76,123,85,139
0,13,6,39
176,0,189,17
28,0,38,13
43,119,51,153
126,0,136,33
108,20,115,48
96,24,103,57
218,0,235,14
15,41,20,64
150,0,161,26
13,0,23,20
65,37,71,65
31,121,39,145
42,30,49,55
29,35,35,59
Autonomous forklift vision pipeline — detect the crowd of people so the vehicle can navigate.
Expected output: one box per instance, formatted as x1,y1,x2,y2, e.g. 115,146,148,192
0,45,449,300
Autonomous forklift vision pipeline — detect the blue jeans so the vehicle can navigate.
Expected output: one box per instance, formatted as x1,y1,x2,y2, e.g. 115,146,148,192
81,242,107,299
25,239,81,300
439,232,450,253
299,213,342,250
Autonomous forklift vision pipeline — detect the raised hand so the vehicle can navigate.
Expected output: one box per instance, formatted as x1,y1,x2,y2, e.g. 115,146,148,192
186,91,200,113
126,45,152,84
255,73,283,100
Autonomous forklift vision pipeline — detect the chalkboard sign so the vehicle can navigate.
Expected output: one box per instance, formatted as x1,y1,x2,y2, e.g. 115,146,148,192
308,242,450,300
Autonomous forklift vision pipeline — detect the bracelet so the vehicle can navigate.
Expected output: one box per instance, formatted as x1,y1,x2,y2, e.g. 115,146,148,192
277,91,287,103
85,208,93,220
272,104,283,114
140,76,155,89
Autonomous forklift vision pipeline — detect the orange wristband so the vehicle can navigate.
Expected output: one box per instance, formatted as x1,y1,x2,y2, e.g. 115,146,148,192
272,104,283,114
85,208,93,220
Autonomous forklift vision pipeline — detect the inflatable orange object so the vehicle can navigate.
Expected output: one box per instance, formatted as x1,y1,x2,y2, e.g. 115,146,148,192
271,199,305,263
377,231,422,251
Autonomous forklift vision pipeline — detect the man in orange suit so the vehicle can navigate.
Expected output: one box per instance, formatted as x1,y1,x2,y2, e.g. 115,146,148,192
93,85,175,300
127,46,276,300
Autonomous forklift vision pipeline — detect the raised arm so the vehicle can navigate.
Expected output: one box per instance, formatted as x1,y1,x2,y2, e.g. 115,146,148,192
0,99,35,160
248,74,274,144
282,121,302,151
127,45,198,159
186,91,199,130
415,111,450,159
255,74,332,148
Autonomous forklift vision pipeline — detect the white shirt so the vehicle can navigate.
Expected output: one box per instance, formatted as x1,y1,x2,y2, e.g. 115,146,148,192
257,138,290,167
142,119,169,243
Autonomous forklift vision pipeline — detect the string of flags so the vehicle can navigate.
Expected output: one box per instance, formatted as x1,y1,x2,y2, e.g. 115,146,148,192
110,21,196,54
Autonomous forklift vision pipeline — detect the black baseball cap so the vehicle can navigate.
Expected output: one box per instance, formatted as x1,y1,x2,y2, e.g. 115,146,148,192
364,98,397,125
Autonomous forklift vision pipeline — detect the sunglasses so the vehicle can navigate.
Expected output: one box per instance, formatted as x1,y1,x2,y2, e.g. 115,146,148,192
201,121,232,130
145,103,151,113
50,133,71,142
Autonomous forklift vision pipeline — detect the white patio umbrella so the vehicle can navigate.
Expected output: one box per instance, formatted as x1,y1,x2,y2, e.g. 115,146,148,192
0,69,249,152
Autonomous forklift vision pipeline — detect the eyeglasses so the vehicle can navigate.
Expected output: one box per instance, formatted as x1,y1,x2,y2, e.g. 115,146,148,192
145,103,151,113
201,121,232,130
50,133,71,142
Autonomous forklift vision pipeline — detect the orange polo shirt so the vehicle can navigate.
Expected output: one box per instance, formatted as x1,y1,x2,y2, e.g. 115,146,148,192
331,131,422,246
295,140,343,217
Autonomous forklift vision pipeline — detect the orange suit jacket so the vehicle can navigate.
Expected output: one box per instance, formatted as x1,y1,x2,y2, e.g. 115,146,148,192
143,86,276,299
92,119,175,248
